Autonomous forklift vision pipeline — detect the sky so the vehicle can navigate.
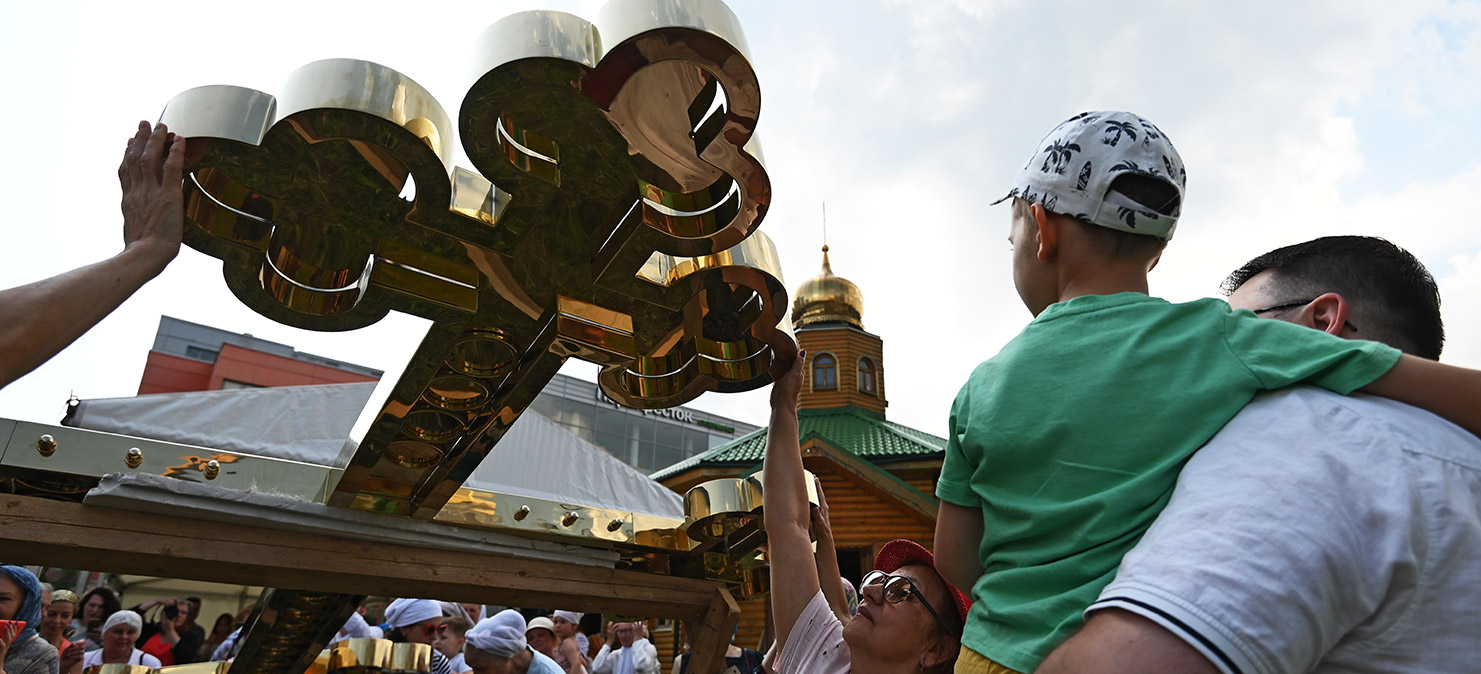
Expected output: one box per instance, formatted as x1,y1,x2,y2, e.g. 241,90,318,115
2,0,1479,442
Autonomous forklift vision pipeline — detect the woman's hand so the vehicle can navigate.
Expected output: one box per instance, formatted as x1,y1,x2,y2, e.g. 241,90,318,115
769,350,805,411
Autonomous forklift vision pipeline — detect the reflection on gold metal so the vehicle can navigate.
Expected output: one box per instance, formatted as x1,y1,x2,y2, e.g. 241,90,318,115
329,639,392,672
231,589,362,674
125,448,143,469
389,643,431,673
607,517,625,532
203,460,220,480
0,420,337,501
562,511,580,527
159,0,793,520
36,434,56,457
83,666,153,674
157,662,231,674
513,505,531,521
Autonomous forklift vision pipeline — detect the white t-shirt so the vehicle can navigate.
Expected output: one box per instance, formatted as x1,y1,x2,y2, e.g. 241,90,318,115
82,648,162,669
1091,388,1481,674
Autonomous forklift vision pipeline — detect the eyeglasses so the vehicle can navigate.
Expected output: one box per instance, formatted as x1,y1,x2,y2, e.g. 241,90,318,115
423,623,448,637
1250,299,1358,333
861,570,942,625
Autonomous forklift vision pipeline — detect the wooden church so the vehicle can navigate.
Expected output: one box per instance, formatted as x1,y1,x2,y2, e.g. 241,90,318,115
649,245,949,666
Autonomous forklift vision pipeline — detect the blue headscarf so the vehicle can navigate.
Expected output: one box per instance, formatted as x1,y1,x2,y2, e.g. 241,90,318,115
0,565,43,643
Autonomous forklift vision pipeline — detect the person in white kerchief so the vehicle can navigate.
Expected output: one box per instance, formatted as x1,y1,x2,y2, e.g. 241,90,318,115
589,622,658,674
464,610,563,674
384,599,454,674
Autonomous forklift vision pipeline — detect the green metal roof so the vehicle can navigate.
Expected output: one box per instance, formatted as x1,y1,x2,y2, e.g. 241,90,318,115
650,405,946,480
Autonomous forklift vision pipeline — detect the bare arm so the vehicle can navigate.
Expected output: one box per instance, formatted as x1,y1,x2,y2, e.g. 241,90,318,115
810,475,851,625
762,351,818,656
1360,354,1481,438
0,122,183,389
933,500,984,594
1034,609,1219,674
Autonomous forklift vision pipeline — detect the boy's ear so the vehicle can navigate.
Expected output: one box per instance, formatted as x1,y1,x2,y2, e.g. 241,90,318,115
1031,203,1059,261
1305,293,1352,337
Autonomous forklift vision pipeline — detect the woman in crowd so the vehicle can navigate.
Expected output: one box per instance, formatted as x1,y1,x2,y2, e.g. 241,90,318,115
200,613,234,661
137,599,189,666
384,599,455,674
74,588,120,652
763,354,970,674
0,566,59,674
548,612,586,674
80,611,161,669
525,617,558,661
39,589,82,674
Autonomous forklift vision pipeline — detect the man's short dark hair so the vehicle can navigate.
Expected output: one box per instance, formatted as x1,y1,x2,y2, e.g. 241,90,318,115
1222,236,1444,359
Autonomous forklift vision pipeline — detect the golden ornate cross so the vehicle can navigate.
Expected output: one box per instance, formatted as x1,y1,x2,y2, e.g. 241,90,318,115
160,0,792,520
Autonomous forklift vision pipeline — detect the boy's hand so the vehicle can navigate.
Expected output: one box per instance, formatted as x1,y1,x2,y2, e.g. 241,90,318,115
770,349,805,410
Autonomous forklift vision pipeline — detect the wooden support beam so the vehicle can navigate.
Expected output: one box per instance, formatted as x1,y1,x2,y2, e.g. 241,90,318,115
0,494,736,668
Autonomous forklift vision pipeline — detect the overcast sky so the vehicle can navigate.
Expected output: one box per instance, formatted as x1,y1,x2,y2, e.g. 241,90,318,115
2,0,1479,442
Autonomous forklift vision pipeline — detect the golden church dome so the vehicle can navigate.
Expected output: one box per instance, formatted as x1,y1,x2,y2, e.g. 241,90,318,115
791,245,864,329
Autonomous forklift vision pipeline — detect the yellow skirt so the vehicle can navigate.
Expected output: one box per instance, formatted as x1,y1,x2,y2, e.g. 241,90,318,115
955,645,1024,674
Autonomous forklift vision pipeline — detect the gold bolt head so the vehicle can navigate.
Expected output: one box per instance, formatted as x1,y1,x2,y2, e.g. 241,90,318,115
607,518,625,532
36,434,57,457
125,447,143,469
562,511,580,527
203,460,221,480
513,505,531,521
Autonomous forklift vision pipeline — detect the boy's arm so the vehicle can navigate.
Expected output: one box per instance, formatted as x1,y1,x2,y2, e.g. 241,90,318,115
934,501,984,594
1360,355,1481,438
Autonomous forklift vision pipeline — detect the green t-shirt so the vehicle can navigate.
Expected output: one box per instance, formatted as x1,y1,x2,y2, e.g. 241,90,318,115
935,293,1401,673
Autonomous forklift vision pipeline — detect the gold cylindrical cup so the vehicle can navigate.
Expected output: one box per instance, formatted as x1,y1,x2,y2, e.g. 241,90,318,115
330,638,393,672
388,642,431,674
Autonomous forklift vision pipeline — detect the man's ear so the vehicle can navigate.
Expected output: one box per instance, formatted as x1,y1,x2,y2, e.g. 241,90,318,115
1031,203,1059,261
1305,293,1352,337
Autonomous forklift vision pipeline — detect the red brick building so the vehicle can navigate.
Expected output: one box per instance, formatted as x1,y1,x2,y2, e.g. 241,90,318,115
138,316,381,394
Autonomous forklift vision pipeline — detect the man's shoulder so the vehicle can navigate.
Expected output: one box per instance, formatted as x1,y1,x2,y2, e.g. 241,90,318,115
1224,387,1480,462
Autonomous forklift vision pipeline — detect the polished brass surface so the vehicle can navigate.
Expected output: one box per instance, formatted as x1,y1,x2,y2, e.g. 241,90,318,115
125,447,144,469
83,666,154,674
36,434,56,457
0,420,337,501
229,589,363,674
159,0,793,520
328,640,392,671
203,460,221,480
792,246,864,329
388,643,431,673
158,662,231,674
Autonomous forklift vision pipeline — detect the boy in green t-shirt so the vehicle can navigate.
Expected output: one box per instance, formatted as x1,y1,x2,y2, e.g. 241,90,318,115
931,111,1481,674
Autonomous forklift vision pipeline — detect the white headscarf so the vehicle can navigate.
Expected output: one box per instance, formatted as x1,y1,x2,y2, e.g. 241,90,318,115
102,610,143,634
384,599,442,628
465,610,527,659
551,610,582,625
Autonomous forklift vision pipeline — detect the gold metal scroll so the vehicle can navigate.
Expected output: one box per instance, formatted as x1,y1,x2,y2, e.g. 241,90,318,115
158,0,793,520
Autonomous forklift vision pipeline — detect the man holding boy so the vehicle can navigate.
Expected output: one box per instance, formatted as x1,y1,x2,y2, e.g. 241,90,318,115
931,111,1481,674
1037,236,1481,674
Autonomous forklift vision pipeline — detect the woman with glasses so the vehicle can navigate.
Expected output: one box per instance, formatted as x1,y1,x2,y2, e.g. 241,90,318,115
384,599,455,674
763,353,971,674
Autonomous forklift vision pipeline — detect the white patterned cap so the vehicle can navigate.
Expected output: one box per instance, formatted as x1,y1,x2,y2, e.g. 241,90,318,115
993,111,1186,240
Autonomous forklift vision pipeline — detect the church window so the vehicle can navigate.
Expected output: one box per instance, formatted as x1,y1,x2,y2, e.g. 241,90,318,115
812,353,837,390
858,357,877,395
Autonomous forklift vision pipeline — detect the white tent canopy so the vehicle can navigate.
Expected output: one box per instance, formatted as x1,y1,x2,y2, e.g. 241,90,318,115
64,382,683,518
